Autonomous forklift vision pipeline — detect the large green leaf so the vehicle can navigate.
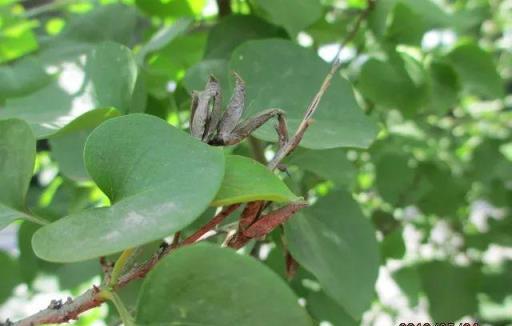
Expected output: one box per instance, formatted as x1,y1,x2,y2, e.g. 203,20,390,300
0,42,138,138
205,15,285,59
136,244,312,325
252,0,322,36
212,155,298,206
49,108,121,181
230,39,377,149
287,148,355,186
446,42,504,99
32,114,225,262
285,190,379,318
418,262,480,322
0,119,36,229
357,51,429,115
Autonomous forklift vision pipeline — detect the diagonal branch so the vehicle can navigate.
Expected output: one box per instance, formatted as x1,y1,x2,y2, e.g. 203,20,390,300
268,0,375,170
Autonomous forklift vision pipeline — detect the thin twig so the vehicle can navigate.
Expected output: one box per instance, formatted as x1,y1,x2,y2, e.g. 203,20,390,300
182,204,241,245
12,288,104,326
268,0,375,170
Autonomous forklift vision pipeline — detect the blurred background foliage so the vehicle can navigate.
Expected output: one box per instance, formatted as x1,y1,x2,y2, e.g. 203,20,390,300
0,0,511,325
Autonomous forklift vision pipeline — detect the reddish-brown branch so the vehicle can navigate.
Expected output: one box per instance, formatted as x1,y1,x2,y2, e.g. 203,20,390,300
229,202,307,249
182,204,240,245
12,288,103,326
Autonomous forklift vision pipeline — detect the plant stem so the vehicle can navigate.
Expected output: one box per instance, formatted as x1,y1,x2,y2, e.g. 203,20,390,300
23,214,50,226
109,248,136,287
102,291,136,326
267,0,375,170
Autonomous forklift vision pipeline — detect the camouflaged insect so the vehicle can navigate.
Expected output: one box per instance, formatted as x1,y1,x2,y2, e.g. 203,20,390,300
190,72,289,146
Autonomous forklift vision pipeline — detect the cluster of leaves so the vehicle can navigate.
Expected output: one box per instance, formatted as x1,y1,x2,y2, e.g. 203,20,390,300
0,0,511,325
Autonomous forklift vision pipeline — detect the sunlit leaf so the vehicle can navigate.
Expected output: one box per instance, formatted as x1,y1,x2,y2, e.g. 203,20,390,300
32,114,225,262
212,155,298,206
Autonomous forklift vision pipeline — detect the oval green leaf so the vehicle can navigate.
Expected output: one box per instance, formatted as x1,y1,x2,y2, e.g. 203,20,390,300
230,39,377,149
0,119,36,229
49,108,121,181
285,190,379,318
136,244,312,326
211,155,298,206
32,114,225,262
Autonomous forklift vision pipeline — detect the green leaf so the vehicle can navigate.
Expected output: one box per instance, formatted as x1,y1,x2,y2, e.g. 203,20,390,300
385,2,427,45
252,0,322,36
0,42,138,138
183,59,230,105
374,152,415,205
392,266,421,306
415,163,467,217
0,119,36,229
205,15,285,59
136,244,312,325
287,148,355,186
145,33,206,93
0,57,51,101
418,262,480,322
357,51,429,115
0,3,38,63
230,39,377,149
426,60,460,114
49,108,121,181
0,251,20,304
136,18,192,63
446,42,504,99
368,0,450,41
285,191,379,318
135,0,204,18
212,155,298,206
307,291,359,326
380,228,405,260
32,114,225,262
47,4,137,49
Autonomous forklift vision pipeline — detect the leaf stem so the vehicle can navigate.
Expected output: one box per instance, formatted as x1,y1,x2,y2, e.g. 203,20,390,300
109,248,136,287
100,290,135,326
23,214,50,226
